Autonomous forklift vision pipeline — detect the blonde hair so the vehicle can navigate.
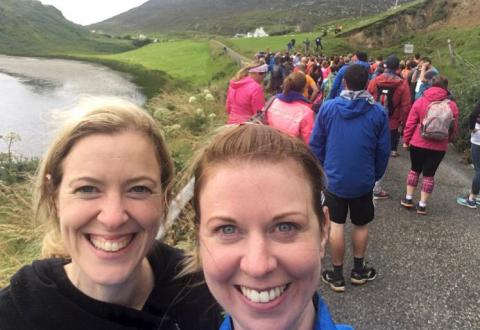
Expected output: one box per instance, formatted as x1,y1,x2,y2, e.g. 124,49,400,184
182,124,326,274
233,61,264,81
36,97,174,258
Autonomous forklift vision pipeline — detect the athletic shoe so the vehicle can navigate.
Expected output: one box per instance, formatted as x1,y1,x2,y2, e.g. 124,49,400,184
400,198,414,209
390,151,399,157
321,270,345,292
373,190,390,200
416,202,427,215
350,265,377,285
476,196,480,206
456,196,477,209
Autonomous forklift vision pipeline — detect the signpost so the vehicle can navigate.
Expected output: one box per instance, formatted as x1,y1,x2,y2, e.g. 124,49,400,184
404,43,414,54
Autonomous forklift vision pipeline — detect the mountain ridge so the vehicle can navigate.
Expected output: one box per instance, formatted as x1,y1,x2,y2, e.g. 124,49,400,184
90,0,415,36
0,0,134,55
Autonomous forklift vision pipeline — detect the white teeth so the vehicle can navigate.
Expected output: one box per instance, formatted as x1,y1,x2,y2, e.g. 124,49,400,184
90,235,132,252
240,285,287,304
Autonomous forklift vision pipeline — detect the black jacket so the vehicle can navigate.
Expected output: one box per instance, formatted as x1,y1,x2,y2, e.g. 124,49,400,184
469,101,480,130
0,242,221,330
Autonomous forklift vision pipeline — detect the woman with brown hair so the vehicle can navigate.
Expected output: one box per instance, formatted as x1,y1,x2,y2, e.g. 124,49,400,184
401,76,459,215
185,124,352,330
265,71,315,143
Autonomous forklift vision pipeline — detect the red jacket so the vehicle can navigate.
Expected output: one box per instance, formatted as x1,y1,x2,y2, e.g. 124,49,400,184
367,72,411,130
403,87,459,151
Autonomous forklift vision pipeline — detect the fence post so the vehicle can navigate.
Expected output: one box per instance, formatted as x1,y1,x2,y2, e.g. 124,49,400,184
448,39,456,66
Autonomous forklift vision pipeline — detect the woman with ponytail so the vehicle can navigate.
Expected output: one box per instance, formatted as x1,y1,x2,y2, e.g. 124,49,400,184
265,71,315,143
225,61,267,124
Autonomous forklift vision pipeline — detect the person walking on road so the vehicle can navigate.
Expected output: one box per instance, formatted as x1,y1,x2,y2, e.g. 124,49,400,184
309,64,390,292
266,72,315,143
368,55,411,200
401,76,459,215
225,62,267,124
457,100,480,209
326,51,371,100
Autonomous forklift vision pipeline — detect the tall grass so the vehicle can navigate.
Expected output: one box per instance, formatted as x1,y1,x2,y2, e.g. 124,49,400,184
0,181,44,288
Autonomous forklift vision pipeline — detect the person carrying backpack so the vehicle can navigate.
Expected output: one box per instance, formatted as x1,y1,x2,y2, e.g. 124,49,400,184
368,55,411,157
401,76,459,215
367,55,411,200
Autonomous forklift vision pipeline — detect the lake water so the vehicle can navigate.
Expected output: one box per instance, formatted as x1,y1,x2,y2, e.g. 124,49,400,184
0,55,146,157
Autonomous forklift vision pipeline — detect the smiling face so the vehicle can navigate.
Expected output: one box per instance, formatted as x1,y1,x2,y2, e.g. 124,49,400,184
55,131,164,288
199,160,327,330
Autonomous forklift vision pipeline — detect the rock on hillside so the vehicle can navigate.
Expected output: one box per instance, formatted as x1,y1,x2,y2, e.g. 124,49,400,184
341,0,479,48
90,0,414,36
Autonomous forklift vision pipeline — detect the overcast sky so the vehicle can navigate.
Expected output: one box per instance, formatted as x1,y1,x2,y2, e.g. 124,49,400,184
38,0,149,26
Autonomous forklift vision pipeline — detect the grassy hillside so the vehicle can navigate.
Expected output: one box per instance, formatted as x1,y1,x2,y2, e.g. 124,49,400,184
0,0,135,55
90,0,414,36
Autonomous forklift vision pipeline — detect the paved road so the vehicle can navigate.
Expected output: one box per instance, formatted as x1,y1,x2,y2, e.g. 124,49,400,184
319,145,480,329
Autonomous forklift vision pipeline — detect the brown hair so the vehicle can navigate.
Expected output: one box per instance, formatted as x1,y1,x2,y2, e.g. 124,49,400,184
431,75,449,90
36,97,174,258
282,72,307,95
183,124,326,273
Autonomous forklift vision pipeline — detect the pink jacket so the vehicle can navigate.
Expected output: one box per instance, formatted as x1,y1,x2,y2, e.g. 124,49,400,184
226,76,265,124
403,87,459,151
266,98,314,143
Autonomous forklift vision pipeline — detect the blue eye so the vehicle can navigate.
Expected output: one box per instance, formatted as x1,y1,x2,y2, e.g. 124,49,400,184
74,186,98,194
130,186,152,193
219,225,237,235
277,223,295,232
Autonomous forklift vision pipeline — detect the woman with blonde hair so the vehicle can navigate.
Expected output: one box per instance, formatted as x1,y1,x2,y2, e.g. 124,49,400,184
186,124,353,330
266,71,315,143
225,61,267,124
0,97,221,329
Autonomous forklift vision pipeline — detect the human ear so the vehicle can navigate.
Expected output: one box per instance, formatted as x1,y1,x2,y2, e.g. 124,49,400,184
319,206,331,257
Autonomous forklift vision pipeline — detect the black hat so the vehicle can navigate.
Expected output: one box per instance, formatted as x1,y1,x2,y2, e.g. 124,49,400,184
385,55,400,70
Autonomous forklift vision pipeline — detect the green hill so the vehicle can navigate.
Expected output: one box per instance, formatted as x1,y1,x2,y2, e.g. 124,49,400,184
90,0,415,36
0,0,135,55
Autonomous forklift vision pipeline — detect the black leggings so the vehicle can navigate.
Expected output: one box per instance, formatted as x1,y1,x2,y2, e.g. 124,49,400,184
409,145,446,177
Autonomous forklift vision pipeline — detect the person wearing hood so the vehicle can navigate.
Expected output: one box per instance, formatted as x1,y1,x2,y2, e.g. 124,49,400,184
401,76,459,215
225,62,267,124
326,51,371,100
265,71,315,143
367,55,411,200
309,64,390,293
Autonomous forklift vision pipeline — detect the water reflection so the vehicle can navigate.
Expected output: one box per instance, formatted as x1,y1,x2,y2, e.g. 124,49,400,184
0,55,146,157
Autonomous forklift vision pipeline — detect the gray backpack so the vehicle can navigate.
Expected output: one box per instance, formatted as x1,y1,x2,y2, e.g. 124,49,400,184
420,99,454,140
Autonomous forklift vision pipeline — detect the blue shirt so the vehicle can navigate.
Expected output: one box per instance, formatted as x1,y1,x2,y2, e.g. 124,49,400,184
219,293,353,330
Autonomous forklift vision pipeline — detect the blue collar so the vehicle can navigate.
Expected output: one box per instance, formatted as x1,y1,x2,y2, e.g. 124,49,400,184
276,91,310,103
219,293,352,330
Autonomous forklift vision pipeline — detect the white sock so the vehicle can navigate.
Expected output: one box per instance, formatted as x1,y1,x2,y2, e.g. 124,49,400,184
406,195,413,200
419,201,427,207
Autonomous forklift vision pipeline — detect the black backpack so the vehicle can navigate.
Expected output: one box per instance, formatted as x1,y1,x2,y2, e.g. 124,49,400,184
376,85,397,116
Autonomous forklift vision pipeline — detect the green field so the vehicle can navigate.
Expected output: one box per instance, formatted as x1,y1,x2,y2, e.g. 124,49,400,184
95,40,218,86
221,32,353,58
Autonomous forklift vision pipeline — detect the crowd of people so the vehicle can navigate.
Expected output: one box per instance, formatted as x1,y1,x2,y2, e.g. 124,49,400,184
0,45,478,330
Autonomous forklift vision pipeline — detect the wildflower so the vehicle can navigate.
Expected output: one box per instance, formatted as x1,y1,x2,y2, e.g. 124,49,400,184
205,93,214,101
203,89,211,94
208,113,216,119
196,108,205,116
188,96,197,103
